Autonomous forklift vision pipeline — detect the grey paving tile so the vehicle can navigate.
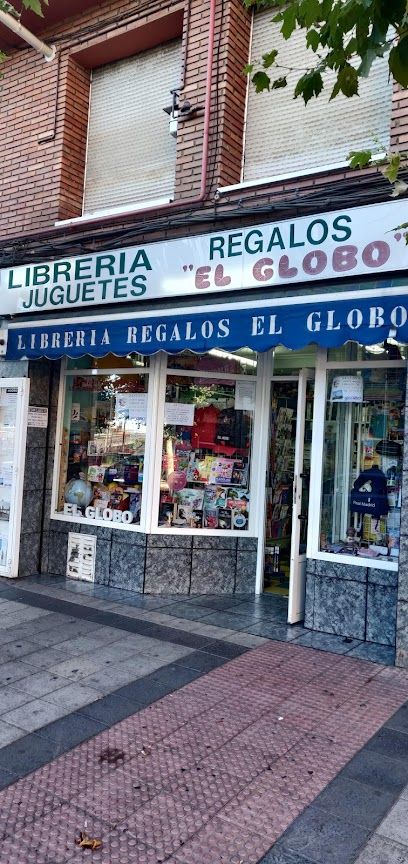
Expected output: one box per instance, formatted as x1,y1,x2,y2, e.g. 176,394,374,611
378,799,408,846
354,835,408,864
54,629,125,655
246,621,308,641
386,706,408,735
88,641,151,665
222,632,268,647
79,693,143,726
137,642,193,661
196,611,262,630
0,600,27,614
0,608,50,628
42,682,103,711
0,686,33,713
367,729,408,764
2,699,70,732
114,653,170,677
35,713,107,752
81,655,167,693
32,621,102,646
158,602,213,621
315,776,395,829
260,849,315,864
0,639,44,662
0,731,58,782
282,805,370,864
347,642,396,665
293,631,362,654
343,750,408,794
0,660,38,686
192,596,248,610
20,646,73,670
107,634,165,652
47,655,104,682
0,720,25,746
174,651,227,673
15,670,72,698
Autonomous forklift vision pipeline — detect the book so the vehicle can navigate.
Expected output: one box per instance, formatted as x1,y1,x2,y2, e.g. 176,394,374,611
218,508,232,529
226,489,250,511
208,458,235,485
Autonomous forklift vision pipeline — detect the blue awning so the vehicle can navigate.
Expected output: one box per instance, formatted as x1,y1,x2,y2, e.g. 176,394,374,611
6,292,408,360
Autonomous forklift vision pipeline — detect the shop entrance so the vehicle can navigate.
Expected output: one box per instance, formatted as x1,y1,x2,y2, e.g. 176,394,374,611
263,370,314,623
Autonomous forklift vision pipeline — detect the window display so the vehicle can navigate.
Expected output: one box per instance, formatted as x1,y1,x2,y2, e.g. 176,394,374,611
320,367,406,562
57,358,149,527
159,373,255,530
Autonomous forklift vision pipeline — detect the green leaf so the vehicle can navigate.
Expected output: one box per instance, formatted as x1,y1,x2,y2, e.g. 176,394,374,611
294,69,323,103
243,63,253,75
22,0,47,14
271,75,288,88
382,152,401,184
281,4,297,39
337,63,359,97
348,149,373,169
262,49,278,68
252,70,271,92
358,46,381,77
299,0,320,27
389,37,408,87
306,29,320,51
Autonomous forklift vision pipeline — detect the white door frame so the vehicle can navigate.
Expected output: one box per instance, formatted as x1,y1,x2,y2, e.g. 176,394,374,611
256,369,313,622
287,369,310,623
0,377,30,578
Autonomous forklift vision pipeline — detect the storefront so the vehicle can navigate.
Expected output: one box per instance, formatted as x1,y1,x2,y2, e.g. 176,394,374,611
1,200,408,657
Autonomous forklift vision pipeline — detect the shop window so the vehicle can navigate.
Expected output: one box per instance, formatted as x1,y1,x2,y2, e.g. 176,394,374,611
243,9,392,182
83,39,182,216
320,367,406,563
159,370,256,530
56,356,150,529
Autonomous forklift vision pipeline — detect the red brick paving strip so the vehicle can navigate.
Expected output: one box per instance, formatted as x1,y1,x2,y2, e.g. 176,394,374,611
0,641,407,864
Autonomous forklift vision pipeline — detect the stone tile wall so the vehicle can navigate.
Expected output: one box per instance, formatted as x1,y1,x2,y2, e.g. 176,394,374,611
304,560,398,648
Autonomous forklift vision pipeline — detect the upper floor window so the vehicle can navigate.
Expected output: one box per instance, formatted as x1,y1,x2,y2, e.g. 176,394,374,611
243,9,392,183
83,40,182,217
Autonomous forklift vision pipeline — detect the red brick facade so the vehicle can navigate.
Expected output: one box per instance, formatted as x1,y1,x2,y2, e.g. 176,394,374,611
0,0,406,245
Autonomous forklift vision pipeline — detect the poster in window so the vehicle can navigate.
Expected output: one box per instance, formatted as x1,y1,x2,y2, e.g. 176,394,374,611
330,375,363,403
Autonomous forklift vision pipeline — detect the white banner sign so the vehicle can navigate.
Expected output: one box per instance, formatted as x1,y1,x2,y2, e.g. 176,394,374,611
1,201,407,316
27,406,49,428
330,375,364,403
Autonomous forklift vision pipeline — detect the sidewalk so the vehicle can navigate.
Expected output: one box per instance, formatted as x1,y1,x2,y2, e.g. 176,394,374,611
0,576,407,863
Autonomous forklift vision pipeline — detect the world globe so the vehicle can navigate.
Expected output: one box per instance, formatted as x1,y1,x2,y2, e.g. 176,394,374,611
64,477,93,509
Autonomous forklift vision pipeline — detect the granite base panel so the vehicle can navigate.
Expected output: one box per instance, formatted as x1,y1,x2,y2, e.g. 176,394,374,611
304,559,398,649
41,520,259,595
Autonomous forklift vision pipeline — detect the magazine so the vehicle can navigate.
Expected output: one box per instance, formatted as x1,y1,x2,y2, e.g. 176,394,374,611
208,458,235,485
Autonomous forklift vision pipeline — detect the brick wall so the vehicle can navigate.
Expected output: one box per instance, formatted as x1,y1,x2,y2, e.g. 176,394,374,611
0,0,407,244
0,0,251,241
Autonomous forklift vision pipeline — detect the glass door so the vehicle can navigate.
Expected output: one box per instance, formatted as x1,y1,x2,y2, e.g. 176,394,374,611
263,371,313,623
0,378,29,578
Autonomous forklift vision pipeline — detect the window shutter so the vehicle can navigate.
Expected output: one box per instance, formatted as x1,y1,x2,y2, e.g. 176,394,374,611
83,40,181,215
243,11,392,182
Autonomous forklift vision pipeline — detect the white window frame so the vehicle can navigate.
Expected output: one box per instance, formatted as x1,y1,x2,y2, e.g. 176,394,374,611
51,349,262,537
51,355,160,534
150,353,261,537
307,347,406,571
